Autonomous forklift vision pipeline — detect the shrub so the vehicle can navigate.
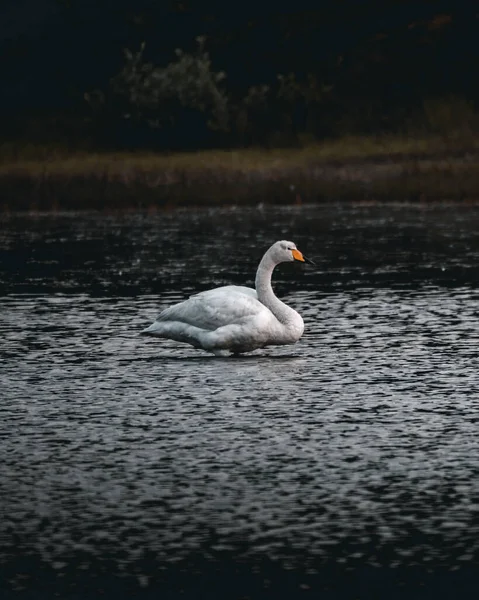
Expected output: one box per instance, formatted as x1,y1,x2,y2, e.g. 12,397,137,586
85,37,229,149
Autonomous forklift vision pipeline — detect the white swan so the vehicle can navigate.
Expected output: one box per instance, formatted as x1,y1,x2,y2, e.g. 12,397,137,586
141,240,314,355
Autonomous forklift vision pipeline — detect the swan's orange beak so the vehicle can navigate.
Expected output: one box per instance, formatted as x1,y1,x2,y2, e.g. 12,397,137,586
292,249,305,262
292,249,315,265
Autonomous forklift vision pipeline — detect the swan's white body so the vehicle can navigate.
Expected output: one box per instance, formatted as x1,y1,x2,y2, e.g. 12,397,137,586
142,240,309,355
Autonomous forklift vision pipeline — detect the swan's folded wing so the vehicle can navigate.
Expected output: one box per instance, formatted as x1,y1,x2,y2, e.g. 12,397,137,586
156,286,264,331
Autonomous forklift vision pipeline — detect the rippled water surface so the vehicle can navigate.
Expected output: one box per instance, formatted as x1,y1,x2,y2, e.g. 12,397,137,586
1,205,479,599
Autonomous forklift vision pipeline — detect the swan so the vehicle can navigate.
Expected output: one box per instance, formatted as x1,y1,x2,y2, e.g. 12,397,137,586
141,240,314,355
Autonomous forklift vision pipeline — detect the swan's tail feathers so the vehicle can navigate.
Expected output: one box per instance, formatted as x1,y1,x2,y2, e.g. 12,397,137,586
141,321,165,336
140,320,205,350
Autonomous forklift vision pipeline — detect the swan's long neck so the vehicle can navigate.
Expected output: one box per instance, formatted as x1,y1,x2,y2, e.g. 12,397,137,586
255,252,297,326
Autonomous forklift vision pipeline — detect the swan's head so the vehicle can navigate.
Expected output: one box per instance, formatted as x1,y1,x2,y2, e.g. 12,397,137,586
270,240,314,265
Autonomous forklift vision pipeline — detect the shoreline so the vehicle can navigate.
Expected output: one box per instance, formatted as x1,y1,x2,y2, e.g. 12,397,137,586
1,137,479,210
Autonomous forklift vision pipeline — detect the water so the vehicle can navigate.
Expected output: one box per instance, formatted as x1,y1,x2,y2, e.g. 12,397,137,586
1,205,479,599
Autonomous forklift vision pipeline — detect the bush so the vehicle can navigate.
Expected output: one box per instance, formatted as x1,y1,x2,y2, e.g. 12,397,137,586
421,96,479,137
85,37,229,149
83,36,478,152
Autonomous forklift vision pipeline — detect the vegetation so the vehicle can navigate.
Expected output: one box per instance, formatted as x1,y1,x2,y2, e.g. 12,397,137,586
1,3,479,208
1,133,479,210
3,3,479,150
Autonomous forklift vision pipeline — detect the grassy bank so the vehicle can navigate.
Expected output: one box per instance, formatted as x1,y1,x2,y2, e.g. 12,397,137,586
1,134,479,210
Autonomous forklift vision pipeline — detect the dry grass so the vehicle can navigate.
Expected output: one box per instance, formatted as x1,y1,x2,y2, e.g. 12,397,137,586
0,133,475,173
1,134,479,210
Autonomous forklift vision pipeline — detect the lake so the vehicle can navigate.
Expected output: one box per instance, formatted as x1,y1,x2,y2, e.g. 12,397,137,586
1,204,479,599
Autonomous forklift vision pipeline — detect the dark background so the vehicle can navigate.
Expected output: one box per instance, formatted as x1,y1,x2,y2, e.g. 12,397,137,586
1,0,478,150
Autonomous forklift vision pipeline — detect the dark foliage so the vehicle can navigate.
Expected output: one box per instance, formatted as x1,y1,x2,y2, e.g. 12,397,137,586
1,1,478,150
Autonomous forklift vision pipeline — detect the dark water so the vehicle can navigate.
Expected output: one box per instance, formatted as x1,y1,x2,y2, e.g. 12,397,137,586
1,205,479,599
